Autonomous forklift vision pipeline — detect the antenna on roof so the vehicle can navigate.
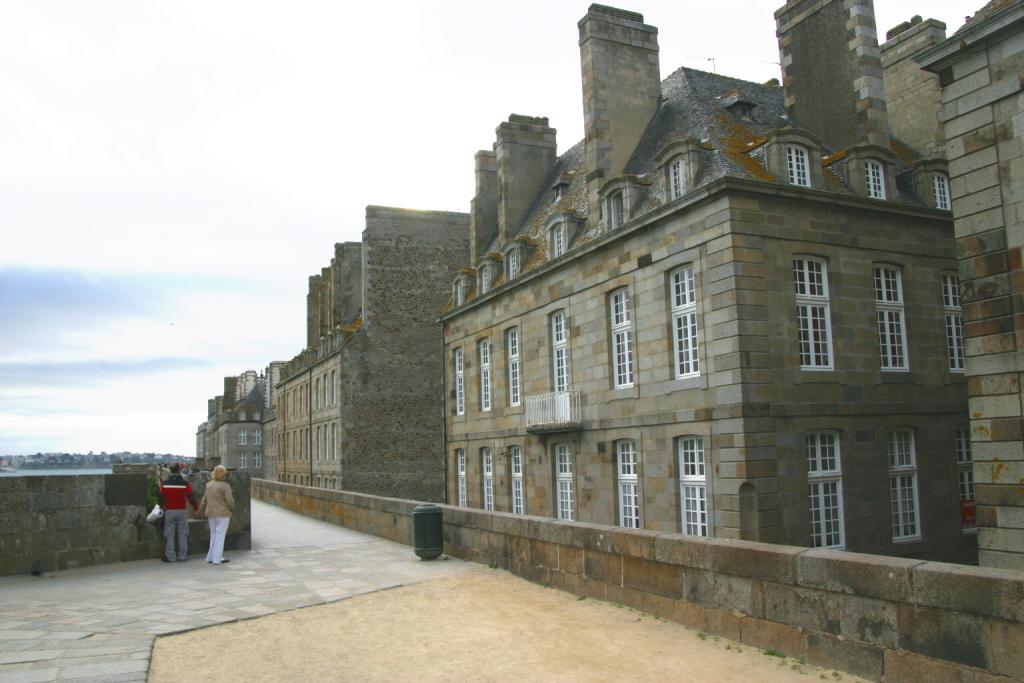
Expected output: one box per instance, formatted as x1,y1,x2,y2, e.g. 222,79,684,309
683,56,716,72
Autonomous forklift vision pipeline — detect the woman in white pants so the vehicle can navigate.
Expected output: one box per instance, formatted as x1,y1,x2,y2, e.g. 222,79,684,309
199,465,235,565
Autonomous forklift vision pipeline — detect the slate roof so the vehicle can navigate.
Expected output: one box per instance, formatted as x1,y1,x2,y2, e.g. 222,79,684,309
957,0,1022,33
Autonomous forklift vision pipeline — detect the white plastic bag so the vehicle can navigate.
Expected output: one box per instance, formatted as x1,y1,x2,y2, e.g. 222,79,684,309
146,504,163,523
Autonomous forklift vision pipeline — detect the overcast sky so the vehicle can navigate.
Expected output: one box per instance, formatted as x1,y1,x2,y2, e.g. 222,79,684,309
0,1,973,457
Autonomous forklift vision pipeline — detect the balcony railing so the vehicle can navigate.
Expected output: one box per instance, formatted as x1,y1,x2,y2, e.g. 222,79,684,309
525,391,582,432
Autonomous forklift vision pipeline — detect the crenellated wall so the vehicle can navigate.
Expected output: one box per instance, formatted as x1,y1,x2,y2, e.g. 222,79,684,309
253,478,1024,683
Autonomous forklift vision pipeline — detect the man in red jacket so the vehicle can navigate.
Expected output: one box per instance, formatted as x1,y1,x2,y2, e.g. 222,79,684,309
159,463,198,562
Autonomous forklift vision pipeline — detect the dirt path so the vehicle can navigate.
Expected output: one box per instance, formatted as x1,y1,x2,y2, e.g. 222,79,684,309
149,569,863,683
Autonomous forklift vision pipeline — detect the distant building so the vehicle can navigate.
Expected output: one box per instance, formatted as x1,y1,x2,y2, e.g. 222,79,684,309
439,2,974,563
197,371,267,477
918,0,1024,570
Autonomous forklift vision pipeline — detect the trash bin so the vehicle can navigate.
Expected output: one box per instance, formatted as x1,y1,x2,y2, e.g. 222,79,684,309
412,504,443,560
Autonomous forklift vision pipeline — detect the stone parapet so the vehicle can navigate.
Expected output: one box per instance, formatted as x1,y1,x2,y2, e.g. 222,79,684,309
252,479,1024,683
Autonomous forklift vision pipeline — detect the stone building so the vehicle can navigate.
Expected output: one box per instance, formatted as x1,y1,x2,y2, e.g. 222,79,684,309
440,2,975,563
273,206,469,502
917,0,1024,570
196,371,267,476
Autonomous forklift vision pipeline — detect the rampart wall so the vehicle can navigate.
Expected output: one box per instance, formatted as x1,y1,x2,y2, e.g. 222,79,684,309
0,472,252,576
252,478,1024,682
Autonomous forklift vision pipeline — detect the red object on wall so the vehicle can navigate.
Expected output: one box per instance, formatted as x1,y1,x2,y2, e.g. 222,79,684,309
961,498,977,529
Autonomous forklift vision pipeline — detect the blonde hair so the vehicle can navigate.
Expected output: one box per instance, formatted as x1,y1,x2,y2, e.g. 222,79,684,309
212,465,228,481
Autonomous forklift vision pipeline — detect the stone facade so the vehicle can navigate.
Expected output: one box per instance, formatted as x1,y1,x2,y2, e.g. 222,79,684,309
441,3,974,564
197,371,267,476
918,0,1024,570
274,207,470,502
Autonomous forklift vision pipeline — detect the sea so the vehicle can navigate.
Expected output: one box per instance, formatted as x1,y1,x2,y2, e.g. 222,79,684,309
0,468,114,477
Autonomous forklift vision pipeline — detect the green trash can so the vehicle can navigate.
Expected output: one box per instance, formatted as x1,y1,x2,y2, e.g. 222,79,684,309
412,504,443,560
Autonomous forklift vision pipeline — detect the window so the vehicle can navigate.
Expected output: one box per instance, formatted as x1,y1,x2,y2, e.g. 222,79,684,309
608,191,624,230
794,258,833,370
507,328,521,407
453,279,466,306
315,426,321,460
874,265,908,370
479,340,492,412
331,424,336,460
943,275,964,372
254,452,261,469
551,311,571,393
671,266,699,378
239,453,248,469
315,378,320,410
482,448,494,511
479,266,492,295
956,428,974,500
238,430,247,445
865,160,886,199
669,158,685,200
888,430,921,541
510,446,524,515
549,222,567,259
933,172,951,210
255,431,262,445
806,432,844,549
678,437,708,537
555,443,574,521
331,370,337,405
617,440,640,529
506,249,520,281
787,145,810,187
454,348,465,415
456,450,467,507
610,288,635,387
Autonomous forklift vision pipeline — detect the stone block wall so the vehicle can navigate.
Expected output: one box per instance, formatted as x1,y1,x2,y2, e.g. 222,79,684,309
881,17,947,158
252,478,1024,683
0,472,252,576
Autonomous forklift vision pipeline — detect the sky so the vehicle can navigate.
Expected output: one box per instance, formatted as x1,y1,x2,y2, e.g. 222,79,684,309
0,0,974,457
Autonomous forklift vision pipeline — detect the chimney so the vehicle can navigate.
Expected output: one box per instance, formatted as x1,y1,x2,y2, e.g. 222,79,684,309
881,17,947,157
495,115,557,243
222,377,237,410
470,150,498,262
332,242,363,325
579,5,661,226
320,266,332,338
306,274,322,348
775,0,890,149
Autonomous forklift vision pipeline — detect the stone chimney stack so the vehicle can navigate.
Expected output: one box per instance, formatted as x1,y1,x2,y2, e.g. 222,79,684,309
319,266,332,338
578,5,661,226
495,115,557,244
222,377,237,410
775,0,890,149
881,16,947,157
306,274,322,349
332,242,363,325
470,150,498,262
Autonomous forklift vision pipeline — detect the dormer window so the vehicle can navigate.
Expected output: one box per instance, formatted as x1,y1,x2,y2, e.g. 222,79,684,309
656,138,703,204
865,160,886,199
608,191,624,230
787,145,811,187
549,222,567,259
933,172,951,210
479,267,492,294
506,249,520,280
452,279,467,306
670,158,685,200
552,172,571,204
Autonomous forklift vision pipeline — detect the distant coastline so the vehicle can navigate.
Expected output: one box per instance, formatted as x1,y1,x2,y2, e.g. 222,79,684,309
0,468,114,477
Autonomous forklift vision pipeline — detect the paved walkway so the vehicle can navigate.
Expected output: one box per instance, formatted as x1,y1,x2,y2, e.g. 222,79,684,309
0,501,475,683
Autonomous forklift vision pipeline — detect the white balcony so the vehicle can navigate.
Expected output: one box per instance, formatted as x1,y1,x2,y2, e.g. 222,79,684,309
525,391,582,433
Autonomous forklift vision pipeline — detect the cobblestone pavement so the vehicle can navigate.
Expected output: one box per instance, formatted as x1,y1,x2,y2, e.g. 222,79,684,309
0,501,476,683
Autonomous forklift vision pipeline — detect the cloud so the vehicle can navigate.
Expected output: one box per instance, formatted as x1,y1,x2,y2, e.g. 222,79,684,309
0,357,211,387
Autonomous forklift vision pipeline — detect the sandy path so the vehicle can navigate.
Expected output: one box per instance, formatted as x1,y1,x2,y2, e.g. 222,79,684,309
149,569,862,683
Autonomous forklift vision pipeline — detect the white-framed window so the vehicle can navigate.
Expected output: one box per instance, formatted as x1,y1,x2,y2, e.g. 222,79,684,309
454,347,465,416
254,452,261,469
479,340,492,412
806,432,845,549
322,375,327,407
555,443,574,521
482,447,494,511
956,427,974,498
671,266,699,378
480,266,492,294
510,446,524,515
255,431,262,445
617,440,640,529
238,430,247,445
610,288,634,388
865,160,886,199
551,311,571,393
316,425,321,460
888,429,921,541
315,378,320,410
669,157,685,200
453,279,466,306
794,257,834,370
942,274,965,372
239,453,248,469
331,370,337,405
874,265,908,370
933,172,951,210
506,249,520,281
506,327,521,407
678,437,709,537
608,191,625,230
787,145,810,187
331,424,336,460
549,222,567,259
456,449,467,507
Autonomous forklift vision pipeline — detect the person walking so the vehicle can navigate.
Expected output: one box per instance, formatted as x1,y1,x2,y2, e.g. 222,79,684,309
200,465,235,565
159,463,198,563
